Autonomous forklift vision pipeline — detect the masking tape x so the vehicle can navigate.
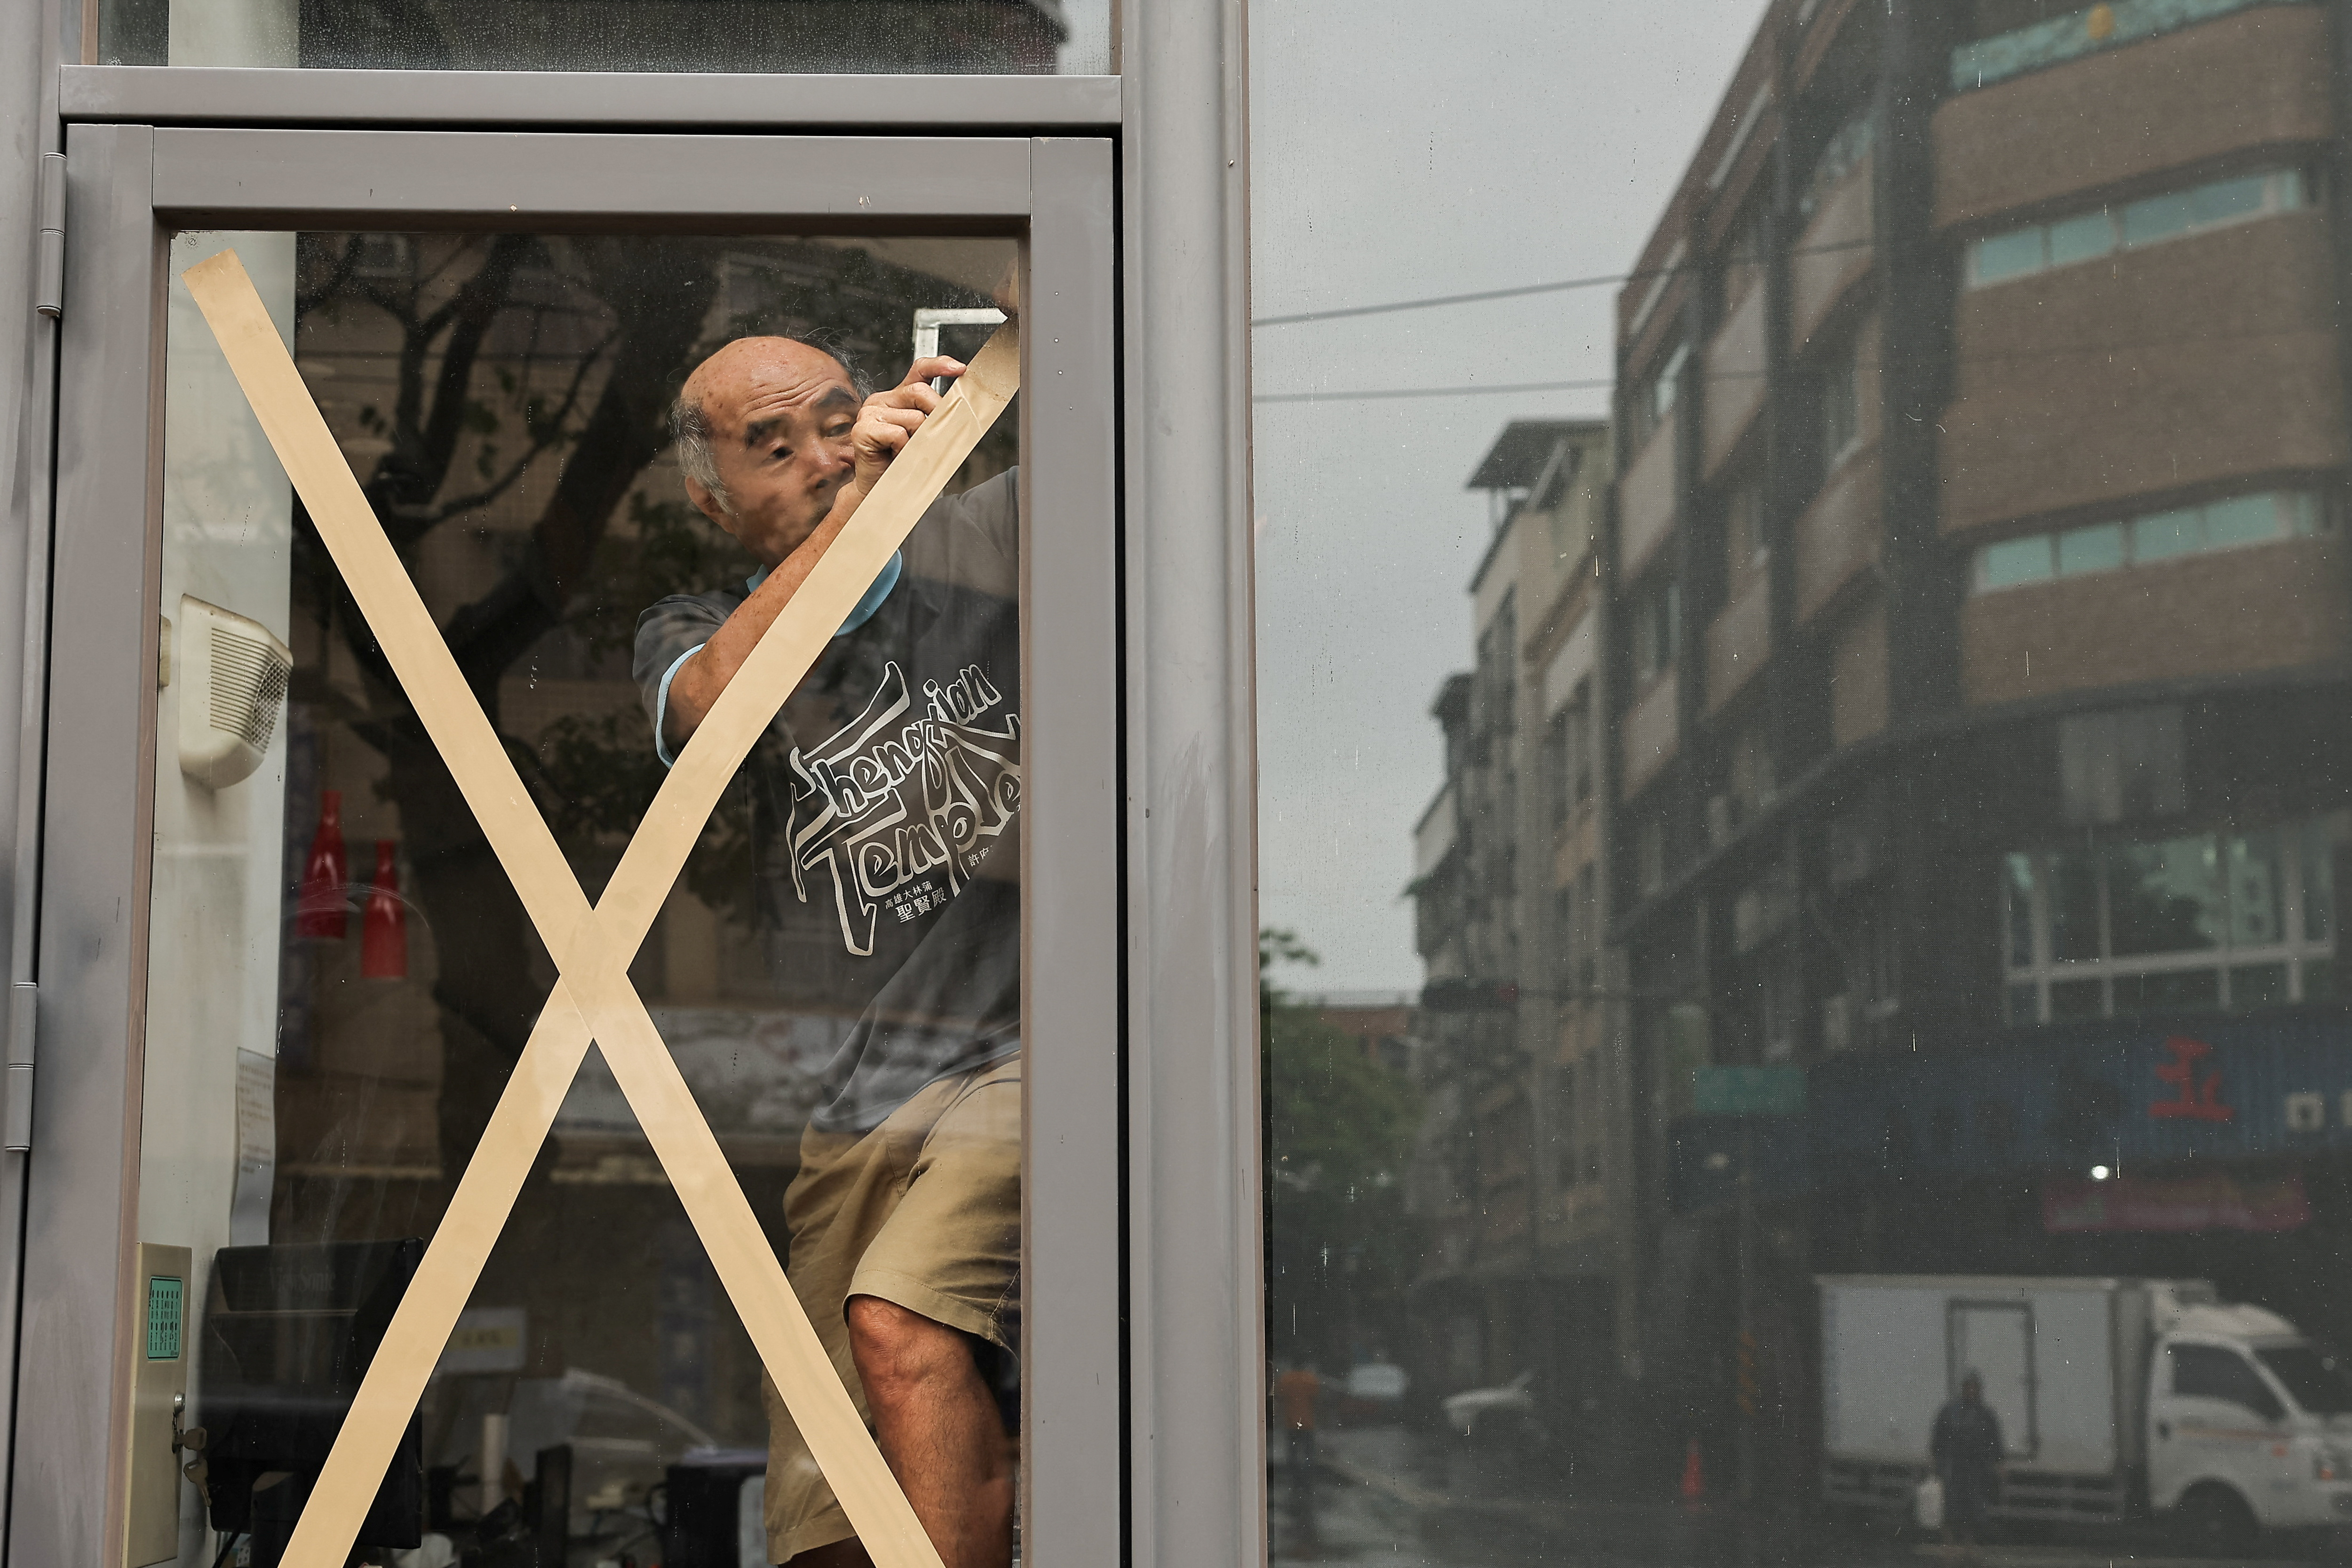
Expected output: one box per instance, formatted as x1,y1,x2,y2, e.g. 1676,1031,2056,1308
184,247,1019,1568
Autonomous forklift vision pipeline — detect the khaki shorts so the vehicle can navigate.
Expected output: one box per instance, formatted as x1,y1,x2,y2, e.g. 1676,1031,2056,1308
762,1055,1021,1562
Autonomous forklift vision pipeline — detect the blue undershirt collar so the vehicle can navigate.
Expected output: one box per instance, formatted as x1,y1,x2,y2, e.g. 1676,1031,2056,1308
747,549,904,637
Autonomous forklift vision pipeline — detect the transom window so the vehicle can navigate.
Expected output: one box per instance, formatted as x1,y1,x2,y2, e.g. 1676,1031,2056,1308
2002,815,2343,1024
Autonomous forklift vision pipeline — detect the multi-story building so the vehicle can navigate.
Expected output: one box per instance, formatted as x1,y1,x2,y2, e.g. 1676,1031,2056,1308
1604,0,2352,1501
1406,418,1620,1439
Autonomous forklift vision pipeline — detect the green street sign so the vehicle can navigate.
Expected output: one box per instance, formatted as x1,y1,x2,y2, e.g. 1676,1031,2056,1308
1692,1065,1806,1117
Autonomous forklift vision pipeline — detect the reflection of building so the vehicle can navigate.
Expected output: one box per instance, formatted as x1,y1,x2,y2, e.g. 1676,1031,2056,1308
1602,0,2352,1504
1404,420,1622,1435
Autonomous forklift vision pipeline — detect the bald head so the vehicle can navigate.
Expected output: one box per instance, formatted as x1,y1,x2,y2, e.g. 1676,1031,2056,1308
671,336,866,564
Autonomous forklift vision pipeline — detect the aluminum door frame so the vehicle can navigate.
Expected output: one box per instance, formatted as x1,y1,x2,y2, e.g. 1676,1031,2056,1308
27,123,1118,1567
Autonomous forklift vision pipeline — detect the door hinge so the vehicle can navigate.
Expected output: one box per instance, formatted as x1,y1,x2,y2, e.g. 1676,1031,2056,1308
6,980,36,1151
34,152,64,320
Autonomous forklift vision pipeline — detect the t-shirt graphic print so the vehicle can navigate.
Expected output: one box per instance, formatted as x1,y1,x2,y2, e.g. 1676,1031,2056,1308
787,656,1021,958
634,469,1022,1132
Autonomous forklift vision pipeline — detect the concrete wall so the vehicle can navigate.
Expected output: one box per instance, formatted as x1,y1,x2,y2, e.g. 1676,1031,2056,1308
1959,537,2350,706
1941,213,2347,535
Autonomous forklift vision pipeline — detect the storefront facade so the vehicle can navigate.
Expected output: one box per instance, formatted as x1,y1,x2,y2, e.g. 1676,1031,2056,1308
0,4,1260,1564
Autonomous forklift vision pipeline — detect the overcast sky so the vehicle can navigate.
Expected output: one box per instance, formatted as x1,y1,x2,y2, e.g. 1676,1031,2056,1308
1250,0,1770,994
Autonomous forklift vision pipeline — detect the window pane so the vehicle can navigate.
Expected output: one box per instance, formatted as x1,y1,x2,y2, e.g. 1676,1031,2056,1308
2190,173,2271,229
145,230,1027,1568
2046,210,2115,268
2122,189,2199,247
105,0,1109,71
2004,852,2035,968
2204,493,2286,550
2131,507,2201,562
2229,829,2286,947
2050,978,2105,1019
2107,835,2222,956
1251,14,2352,1561
2056,522,2124,576
1979,534,2053,589
1971,227,2044,286
2230,963,2290,1008
2306,819,2337,943
2050,845,2102,962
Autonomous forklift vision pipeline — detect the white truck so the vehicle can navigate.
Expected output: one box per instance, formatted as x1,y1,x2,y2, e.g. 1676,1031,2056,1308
1819,1274,2352,1549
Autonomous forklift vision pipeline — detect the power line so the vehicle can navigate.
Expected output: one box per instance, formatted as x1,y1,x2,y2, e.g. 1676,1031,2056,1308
1255,377,1614,404
1248,236,1875,328
1253,321,2321,405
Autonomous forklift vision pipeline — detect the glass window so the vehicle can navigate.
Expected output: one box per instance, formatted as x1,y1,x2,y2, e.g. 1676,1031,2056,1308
1978,533,2054,589
1974,490,2321,594
1970,227,2045,286
2204,492,2286,549
1252,5,2352,1558
2046,209,2115,267
1967,167,2311,290
146,229,1025,1568
2172,1345,2283,1420
101,0,1111,72
2056,521,2123,576
2256,1345,2352,1416
2107,835,2222,956
2130,507,2201,562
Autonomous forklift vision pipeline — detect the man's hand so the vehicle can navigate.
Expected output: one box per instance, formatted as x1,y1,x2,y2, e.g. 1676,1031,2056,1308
852,355,965,494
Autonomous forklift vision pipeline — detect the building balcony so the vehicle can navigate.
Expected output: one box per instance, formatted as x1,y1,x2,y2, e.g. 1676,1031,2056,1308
1940,213,2346,536
1792,149,1875,354
1950,0,2309,95
1706,570,1771,714
1794,442,1881,626
1959,536,2349,706
1701,277,1768,480
1618,419,1677,581
1622,672,1679,798
1935,3,2331,232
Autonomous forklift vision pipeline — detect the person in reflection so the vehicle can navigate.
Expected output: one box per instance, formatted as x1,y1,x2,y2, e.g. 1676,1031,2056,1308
1930,1370,2004,1544
635,331,1022,1568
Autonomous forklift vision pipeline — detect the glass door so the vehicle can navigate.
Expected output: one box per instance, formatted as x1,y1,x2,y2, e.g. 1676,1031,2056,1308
27,126,1116,1568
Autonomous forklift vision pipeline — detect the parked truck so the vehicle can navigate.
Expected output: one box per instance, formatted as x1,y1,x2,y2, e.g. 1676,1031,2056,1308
1818,1274,2352,1548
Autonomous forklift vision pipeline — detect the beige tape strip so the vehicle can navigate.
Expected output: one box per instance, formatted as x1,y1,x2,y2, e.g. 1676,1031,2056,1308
183,248,1019,1568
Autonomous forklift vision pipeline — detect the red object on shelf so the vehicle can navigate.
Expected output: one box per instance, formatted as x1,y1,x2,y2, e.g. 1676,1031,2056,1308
361,840,407,979
295,788,349,939
1680,1438,1705,1509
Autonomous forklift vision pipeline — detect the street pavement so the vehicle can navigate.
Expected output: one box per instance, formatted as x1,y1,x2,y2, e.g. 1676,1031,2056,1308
1270,1425,2347,1567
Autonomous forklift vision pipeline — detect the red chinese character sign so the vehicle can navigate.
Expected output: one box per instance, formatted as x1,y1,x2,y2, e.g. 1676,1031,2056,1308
2149,1035,2233,1123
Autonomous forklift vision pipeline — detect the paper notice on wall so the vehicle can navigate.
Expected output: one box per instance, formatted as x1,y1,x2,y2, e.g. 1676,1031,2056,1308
231,1049,275,1246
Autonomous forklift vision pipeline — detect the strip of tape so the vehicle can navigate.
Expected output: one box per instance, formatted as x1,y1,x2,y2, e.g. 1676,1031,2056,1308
183,247,1018,1568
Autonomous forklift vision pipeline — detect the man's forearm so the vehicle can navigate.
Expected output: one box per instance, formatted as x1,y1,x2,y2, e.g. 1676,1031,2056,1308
663,479,873,748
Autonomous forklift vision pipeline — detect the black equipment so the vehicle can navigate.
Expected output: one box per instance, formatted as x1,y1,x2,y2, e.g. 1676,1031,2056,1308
195,1238,426,1568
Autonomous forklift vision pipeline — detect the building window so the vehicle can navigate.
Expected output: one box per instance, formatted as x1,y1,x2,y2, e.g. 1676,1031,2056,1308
1796,110,1873,221
1724,480,1768,579
1637,815,1667,896
1631,577,1680,687
1967,167,2311,290
2001,814,2343,1023
1629,340,1687,452
1820,342,1860,469
1973,491,2328,593
1546,680,1593,828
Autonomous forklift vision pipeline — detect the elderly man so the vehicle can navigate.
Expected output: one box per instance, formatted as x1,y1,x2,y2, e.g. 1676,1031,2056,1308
634,334,1022,1568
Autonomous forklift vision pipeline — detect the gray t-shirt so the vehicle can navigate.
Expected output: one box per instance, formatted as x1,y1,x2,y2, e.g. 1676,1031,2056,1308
633,470,1020,1133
